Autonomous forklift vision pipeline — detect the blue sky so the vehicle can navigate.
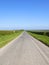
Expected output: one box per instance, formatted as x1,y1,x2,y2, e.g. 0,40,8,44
0,0,49,30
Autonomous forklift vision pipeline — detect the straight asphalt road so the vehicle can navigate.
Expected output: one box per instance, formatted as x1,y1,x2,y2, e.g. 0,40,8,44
0,31,49,65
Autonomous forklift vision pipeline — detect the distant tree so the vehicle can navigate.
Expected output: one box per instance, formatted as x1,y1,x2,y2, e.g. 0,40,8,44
44,32,46,36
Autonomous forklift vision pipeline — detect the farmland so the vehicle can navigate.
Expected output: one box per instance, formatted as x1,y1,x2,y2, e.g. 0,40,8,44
27,30,49,47
0,30,23,48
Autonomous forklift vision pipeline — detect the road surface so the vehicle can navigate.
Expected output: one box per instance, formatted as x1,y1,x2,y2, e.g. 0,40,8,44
0,32,49,65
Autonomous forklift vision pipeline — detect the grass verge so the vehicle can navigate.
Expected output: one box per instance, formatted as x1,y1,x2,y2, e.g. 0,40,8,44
28,31,49,47
0,30,23,48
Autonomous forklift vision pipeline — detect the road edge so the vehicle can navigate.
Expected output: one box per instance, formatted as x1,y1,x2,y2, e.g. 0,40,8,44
27,32,49,64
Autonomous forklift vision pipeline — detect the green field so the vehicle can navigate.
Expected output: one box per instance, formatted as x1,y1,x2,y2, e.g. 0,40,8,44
0,30,23,48
28,31,49,47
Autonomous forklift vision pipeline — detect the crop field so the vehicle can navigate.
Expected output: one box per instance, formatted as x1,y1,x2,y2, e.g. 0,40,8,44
28,30,49,47
0,30,23,48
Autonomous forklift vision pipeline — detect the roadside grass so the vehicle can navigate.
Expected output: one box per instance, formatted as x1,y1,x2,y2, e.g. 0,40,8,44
28,32,49,47
0,30,23,48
